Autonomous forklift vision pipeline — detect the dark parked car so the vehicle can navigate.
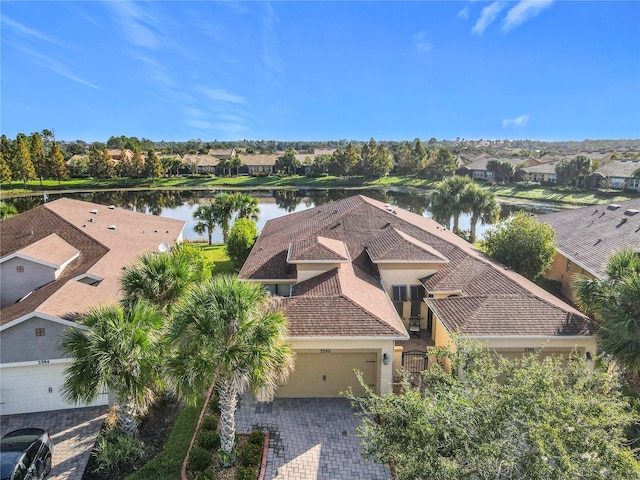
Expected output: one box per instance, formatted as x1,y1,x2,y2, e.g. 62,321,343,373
0,429,53,480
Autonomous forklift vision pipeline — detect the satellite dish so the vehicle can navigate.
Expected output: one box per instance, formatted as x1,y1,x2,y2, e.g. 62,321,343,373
158,242,169,253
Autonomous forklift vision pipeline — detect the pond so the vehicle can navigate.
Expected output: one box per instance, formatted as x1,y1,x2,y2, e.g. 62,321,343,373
4,188,566,243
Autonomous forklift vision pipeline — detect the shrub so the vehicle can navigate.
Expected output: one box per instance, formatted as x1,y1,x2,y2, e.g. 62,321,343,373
196,471,216,480
514,181,540,188
200,415,218,431
188,446,211,472
208,396,221,415
197,430,220,450
92,428,144,473
239,443,262,467
247,431,264,447
236,466,258,480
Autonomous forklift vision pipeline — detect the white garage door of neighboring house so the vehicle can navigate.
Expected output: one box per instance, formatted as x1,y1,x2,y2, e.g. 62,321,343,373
0,361,108,415
277,351,378,398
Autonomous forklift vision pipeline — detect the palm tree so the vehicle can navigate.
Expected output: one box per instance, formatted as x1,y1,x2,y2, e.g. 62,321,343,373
193,202,219,245
60,301,165,435
429,175,472,232
231,192,260,222
0,201,18,221
574,249,640,373
463,184,500,243
121,246,207,312
213,193,236,243
166,275,294,463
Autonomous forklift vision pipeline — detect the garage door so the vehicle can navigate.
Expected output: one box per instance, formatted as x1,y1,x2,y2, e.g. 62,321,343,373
0,362,108,415
277,351,377,398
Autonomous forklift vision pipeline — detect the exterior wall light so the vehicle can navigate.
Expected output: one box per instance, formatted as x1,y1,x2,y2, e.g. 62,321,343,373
383,353,389,365
586,352,592,361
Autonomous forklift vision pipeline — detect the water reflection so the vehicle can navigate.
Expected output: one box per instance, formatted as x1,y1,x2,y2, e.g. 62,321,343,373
4,188,563,242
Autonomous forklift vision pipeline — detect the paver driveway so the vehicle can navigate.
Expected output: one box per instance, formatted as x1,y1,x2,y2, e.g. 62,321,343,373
236,397,391,480
1,405,108,480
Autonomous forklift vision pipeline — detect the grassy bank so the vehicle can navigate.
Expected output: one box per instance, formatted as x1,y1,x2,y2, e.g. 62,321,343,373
1,175,636,206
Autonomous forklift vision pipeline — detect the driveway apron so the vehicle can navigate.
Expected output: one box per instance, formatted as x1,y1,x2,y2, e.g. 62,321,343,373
1,405,108,480
235,397,391,480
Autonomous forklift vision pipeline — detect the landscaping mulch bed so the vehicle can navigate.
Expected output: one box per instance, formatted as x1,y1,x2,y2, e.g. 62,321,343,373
82,395,184,480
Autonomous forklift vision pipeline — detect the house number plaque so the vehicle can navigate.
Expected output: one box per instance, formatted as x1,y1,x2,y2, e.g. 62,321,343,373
320,349,331,353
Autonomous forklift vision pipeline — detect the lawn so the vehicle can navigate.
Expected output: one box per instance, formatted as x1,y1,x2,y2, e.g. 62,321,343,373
193,242,236,275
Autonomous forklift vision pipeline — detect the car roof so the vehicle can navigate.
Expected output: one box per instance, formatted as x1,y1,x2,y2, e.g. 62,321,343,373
0,429,46,453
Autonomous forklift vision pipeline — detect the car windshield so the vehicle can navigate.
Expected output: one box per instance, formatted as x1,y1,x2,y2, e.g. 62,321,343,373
0,451,23,480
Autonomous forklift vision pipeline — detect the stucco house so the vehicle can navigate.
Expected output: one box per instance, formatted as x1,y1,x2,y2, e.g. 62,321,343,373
456,156,539,181
586,159,640,191
541,198,640,301
517,161,559,184
239,195,596,397
0,198,185,414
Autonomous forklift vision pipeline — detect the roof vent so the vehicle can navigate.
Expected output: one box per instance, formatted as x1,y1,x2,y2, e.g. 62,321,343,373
109,205,116,209
82,224,86,228
89,218,94,223
108,225,117,230
624,209,639,216
608,204,621,210
90,209,98,214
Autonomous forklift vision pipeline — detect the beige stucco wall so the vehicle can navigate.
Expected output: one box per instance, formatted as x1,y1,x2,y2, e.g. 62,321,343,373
0,258,57,308
545,252,596,301
473,336,597,358
296,263,343,283
286,337,397,395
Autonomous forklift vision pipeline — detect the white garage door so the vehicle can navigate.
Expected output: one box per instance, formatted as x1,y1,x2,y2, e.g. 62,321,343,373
0,362,108,415
277,351,378,398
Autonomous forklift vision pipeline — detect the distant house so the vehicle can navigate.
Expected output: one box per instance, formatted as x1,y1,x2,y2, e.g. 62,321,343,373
238,154,278,176
0,198,185,414
456,156,539,181
518,161,559,184
181,154,220,175
239,195,596,398
541,198,640,301
586,159,640,191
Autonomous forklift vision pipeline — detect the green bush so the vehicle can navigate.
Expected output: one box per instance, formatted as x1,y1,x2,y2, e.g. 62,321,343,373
200,415,218,431
235,466,258,480
188,446,211,472
247,431,264,447
197,430,220,450
208,396,221,415
239,443,262,467
196,471,216,480
93,428,145,473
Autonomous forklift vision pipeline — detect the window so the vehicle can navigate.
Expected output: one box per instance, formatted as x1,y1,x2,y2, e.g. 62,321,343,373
410,285,424,317
392,285,407,302
264,284,292,296
16,265,24,273
392,285,407,317
630,178,640,188
35,328,45,337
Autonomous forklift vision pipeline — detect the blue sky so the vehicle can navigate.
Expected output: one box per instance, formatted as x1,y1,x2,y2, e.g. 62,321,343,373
2,1,639,143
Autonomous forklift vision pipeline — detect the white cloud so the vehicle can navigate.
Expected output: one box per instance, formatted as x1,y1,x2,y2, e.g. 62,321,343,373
106,1,160,49
502,114,530,128
200,88,246,105
457,6,470,20
413,31,434,54
472,2,505,35
1,15,66,47
13,43,102,90
502,0,554,32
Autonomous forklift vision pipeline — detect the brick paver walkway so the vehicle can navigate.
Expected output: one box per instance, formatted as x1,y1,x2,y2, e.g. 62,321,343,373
236,397,391,480
1,405,108,480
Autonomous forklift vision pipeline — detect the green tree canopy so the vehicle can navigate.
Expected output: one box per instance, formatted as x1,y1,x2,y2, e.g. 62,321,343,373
61,301,166,434
574,249,640,373
225,218,258,270
463,182,500,243
482,211,556,280
426,147,458,180
486,159,515,184
166,276,294,462
29,132,46,185
0,151,12,184
144,148,163,178
48,141,69,185
15,136,36,187
193,202,219,245
346,338,640,480
274,148,300,176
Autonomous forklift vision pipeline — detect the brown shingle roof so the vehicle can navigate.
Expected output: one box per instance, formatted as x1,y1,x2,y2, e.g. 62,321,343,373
7,233,79,268
276,264,406,337
288,236,350,262
1,198,185,324
241,195,594,338
427,295,594,336
367,227,449,263
540,198,640,278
